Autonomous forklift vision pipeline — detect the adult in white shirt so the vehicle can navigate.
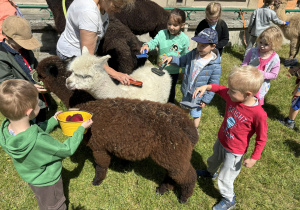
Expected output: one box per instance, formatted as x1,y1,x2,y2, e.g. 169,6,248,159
57,0,135,85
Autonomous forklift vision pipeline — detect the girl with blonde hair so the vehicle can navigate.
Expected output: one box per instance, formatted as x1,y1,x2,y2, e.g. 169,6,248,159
194,2,229,56
241,26,283,105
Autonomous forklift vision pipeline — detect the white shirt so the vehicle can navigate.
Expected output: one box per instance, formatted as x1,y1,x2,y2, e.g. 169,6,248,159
57,0,109,58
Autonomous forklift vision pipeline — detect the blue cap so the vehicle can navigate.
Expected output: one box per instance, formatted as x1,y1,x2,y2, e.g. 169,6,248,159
192,28,218,44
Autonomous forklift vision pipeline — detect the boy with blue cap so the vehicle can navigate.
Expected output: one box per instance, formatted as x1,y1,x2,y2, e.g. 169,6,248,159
164,28,221,131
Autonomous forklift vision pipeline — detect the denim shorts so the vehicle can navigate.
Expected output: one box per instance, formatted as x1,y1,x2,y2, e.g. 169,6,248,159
190,106,202,118
182,92,203,118
291,95,300,111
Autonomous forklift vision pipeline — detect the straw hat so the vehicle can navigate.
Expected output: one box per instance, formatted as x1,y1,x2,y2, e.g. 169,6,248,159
2,16,41,50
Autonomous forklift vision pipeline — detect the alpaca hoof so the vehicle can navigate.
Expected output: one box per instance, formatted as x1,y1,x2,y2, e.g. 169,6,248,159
92,179,102,186
156,186,168,195
179,197,188,204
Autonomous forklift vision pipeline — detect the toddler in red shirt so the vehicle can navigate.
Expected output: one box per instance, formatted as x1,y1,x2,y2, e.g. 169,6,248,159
193,65,267,210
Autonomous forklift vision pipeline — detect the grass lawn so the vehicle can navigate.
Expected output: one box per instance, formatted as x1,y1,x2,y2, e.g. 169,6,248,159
0,44,299,209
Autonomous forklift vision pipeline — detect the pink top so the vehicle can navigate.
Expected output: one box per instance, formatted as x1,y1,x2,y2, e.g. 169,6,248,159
210,84,268,160
241,49,280,80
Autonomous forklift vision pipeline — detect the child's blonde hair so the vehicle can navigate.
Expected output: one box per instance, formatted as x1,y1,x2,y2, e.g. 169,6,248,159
205,2,222,18
257,26,283,50
0,79,38,120
263,0,274,6
228,66,264,94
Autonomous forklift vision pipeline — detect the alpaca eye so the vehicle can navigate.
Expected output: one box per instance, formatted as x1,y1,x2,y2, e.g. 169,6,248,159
75,73,91,79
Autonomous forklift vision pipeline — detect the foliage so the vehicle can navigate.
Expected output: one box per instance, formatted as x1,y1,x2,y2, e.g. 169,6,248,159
0,45,299,209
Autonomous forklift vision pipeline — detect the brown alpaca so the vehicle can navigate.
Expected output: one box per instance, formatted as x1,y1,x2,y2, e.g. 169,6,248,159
274,0,300,59
36,56,199,203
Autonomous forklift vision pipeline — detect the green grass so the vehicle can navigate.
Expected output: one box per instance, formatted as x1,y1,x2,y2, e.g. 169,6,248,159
0,45,300,209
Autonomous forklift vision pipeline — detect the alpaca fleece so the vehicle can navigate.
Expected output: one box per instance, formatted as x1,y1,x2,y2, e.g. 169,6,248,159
114,0,170,38
96,16,147,74
274,0,300,59
66,47,172,103
36,56,199,203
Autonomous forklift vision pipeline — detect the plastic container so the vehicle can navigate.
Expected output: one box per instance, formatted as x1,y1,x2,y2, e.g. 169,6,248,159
57,110,93,136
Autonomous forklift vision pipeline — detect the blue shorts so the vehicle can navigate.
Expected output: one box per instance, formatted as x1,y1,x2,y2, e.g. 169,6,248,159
190,106,202,118
291,95,300,111
182,93,203,118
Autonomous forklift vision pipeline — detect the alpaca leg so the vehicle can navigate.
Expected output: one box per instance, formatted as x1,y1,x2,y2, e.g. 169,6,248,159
92,150,111,186
175,164,197,203
152,153,197,203
156,176,175,195
289,38,299,59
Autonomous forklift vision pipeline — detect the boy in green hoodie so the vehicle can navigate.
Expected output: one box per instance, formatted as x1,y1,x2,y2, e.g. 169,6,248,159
0,79,93,209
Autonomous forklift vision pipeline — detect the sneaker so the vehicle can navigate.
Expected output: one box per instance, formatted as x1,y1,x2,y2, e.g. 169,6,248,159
196,169,217,179
278,117,295,129
213,196,236,210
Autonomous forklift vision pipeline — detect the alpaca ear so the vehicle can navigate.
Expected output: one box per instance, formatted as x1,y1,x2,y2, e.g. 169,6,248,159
99,55,111,65
82,46,89,55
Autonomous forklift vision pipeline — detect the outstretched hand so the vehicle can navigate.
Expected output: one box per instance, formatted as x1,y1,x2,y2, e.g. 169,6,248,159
163,57,173,65
53,111,63,120
193,85,208,99
115,72,135,85
81,119,93,129
140,44,149,54
34,84,48,93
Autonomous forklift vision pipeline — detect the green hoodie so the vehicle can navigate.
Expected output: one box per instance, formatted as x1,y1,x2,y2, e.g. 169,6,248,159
0,117,85,186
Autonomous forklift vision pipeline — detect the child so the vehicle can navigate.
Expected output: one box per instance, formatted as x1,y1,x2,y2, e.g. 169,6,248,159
279,66,300,129
0,79,93,209
193,66,267,210
194,2,229,56
241,26,283,105
164,28,221,130
245,0,286,55
0,15,48,124
140,8,190,104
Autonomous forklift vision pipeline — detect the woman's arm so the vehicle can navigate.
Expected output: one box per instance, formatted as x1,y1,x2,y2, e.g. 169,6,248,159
80,30,135,85
80,29,98,55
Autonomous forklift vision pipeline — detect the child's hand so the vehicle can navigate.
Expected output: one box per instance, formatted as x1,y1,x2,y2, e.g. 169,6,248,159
81,119,93,129
54,111,63,120
163,57,173,65
140,45,149,54
193,85,208,99
242,158,257,168
34,84,48,93
200,101,206,108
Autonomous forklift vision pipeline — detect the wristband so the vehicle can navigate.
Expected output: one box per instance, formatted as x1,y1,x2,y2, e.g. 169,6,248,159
297,88,300,91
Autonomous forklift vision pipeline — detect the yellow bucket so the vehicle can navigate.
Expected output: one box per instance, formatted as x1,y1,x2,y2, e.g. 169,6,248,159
57,110,93,136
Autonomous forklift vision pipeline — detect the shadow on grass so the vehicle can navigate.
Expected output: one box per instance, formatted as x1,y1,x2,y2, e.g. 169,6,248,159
209,94,226,117
223,45,245,62
262,100,286,120
284,139,300,157
191,150,220,199
60,132,217,204
62,142,94,208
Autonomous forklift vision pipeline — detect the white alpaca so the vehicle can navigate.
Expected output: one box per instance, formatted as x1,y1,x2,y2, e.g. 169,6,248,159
66,47,172,103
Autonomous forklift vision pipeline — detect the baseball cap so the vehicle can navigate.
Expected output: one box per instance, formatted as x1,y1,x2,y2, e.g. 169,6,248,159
2,16,41,50
192,28,218,44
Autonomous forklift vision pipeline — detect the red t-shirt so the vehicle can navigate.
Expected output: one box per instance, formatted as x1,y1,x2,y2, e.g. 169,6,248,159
210,84,268,160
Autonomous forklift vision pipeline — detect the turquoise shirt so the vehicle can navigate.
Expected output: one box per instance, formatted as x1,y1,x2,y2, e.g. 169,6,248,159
145,29,190,74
